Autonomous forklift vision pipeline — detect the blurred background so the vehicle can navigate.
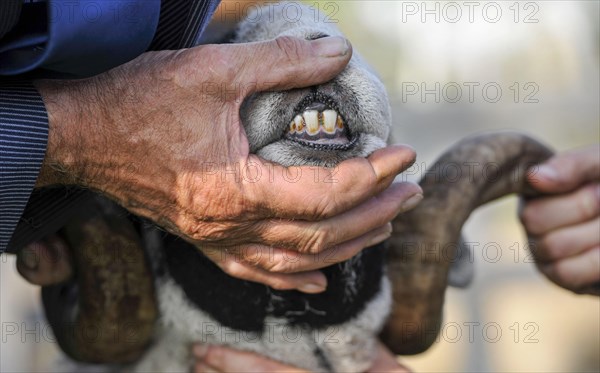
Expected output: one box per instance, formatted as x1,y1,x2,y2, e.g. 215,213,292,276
1,1,599,372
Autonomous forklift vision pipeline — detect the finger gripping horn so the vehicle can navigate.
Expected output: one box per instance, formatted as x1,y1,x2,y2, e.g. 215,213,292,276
380,132,553,354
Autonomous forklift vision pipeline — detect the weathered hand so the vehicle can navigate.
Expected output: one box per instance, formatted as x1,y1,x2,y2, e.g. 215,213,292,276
34,36,422,293
521,145,600,295
192,341,411,372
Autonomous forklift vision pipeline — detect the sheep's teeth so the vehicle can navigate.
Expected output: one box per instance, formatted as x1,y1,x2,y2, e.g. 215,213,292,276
304,110,319,135
323,110,337,133
294,115,305,132
288,108,345,138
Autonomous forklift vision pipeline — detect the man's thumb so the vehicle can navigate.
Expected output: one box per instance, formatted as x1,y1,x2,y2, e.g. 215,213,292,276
234,36,352,93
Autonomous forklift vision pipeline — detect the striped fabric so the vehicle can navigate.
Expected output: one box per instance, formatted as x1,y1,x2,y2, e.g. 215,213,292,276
0,81,48,252
150,0,219,50
181,0,219,48
150,0,192,50
0,0,22,40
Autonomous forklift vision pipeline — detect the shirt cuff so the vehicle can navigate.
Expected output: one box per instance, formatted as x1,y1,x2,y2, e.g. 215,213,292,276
0,80,48,253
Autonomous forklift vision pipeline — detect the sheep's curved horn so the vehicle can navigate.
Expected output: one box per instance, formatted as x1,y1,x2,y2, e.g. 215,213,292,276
42,198,157,363
380,132,553,354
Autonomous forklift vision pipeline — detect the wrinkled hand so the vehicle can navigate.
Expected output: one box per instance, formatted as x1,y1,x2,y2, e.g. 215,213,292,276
192,341,411,372
33,36,422,292
521,145,599,295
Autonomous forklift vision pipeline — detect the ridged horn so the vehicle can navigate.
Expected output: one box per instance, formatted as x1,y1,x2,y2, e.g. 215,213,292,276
381,132,553,354
42,199,157,363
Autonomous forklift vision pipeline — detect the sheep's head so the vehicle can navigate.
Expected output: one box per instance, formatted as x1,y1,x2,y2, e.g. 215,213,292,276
236,3,391,167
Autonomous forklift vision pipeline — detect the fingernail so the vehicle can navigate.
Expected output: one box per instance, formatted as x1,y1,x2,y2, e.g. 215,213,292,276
401,194,423,212
535,165,559,182
299,283,326,294
312,36,350,57
367,231,392,247
19,245,39,270
193,344,209,359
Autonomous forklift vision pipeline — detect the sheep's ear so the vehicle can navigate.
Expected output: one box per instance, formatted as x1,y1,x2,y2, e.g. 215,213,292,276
381,132,553,355
42,197,158,364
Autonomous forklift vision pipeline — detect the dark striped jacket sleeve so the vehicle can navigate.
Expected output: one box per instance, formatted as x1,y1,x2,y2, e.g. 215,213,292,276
0,0,22,40
0,81,48,253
